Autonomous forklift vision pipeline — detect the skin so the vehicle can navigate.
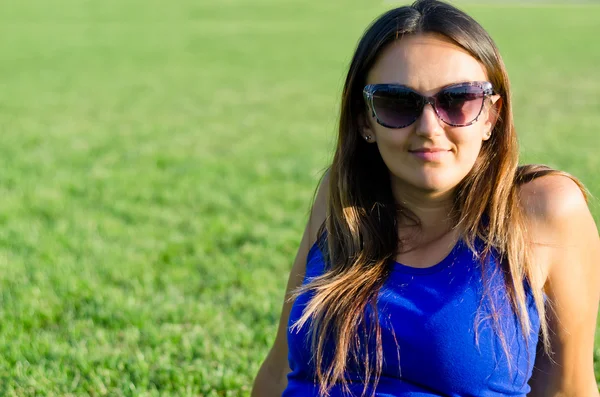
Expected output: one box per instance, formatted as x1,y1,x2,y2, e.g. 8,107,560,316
362,33,600,394
252,33,600,396
363,35,495,197
522,176,600,395
362,34,501,261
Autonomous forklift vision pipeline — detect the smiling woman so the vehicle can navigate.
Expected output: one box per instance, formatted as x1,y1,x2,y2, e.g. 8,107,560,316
251,1,600,396
362,34,500,195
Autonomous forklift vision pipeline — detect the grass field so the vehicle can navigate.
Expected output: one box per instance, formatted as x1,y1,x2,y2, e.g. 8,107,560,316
0,0,598,395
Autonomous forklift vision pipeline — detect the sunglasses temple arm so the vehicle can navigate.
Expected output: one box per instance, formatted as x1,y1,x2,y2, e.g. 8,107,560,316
365,95,376,118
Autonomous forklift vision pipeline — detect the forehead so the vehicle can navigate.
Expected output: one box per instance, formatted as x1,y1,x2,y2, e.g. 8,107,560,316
366,33,489,95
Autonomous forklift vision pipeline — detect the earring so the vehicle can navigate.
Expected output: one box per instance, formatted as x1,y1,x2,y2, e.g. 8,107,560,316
484,131,492,139
364,135,373,141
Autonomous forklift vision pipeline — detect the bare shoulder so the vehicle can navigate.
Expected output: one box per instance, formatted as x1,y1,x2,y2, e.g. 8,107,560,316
519,173,598,286
520,173,600,395
251,170,331,394
519,172,589,225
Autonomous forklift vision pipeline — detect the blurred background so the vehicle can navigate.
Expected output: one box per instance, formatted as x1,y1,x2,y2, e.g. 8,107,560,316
0,0,598,395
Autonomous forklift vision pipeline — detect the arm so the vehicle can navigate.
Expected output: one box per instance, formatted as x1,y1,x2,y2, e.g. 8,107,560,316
251,172,329,397
522,175,600,396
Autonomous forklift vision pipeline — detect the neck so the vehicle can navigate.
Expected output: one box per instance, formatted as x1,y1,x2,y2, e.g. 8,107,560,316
390,177,456,239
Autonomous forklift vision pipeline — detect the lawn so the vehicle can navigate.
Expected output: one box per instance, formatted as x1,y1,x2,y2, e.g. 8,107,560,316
0,0,598,395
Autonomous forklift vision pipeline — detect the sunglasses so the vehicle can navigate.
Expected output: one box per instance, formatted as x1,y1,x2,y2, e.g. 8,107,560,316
363,81,496,129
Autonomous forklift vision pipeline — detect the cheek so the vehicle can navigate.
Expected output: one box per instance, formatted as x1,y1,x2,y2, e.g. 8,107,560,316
452,134,484,168
373,125,411,148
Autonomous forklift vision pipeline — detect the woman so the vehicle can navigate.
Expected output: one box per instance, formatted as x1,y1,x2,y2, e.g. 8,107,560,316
252,0,600,396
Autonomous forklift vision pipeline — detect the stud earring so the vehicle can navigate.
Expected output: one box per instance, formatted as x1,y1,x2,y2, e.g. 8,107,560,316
364,135,373,141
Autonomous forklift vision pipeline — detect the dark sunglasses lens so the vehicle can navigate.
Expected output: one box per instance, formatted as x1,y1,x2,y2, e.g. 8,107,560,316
372,89,421,128
435,85,486,126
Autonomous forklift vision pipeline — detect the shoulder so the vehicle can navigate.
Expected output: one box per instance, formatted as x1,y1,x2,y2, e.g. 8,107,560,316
519,174,600,394
254,169,332,385
518,171,588,225
518,172,598,285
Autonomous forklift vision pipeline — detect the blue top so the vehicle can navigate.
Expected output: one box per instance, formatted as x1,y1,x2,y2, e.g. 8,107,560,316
283,236,541,396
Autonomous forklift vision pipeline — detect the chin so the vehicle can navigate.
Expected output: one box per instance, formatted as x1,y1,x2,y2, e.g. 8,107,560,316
409,175,460,194
418,182,454,194
390,167,464,195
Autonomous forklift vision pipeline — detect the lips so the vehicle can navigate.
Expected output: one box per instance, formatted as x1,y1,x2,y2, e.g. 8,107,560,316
408,148,451,161
409,148,450,152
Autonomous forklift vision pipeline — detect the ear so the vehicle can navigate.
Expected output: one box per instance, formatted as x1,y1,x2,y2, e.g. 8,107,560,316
359,112,377,143
482,95,502,141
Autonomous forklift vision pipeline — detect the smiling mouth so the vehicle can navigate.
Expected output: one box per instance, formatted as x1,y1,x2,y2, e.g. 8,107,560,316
408,148,451,153
408,149,451,161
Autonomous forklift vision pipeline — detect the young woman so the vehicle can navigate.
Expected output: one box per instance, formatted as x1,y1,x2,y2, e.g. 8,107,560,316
252,1,600,396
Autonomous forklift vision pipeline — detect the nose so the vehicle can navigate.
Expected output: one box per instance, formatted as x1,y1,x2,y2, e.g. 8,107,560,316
414,102,444,137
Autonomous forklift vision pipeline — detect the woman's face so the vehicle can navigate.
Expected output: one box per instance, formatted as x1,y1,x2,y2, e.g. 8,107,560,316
363,33,499,197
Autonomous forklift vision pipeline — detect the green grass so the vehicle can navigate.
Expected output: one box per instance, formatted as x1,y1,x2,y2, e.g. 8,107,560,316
0,0,598,395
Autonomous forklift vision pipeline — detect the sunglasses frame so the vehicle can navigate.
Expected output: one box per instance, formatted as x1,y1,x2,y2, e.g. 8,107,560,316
363,81,496,129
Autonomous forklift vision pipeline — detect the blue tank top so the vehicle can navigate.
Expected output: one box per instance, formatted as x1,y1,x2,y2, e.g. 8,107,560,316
283,235,541,396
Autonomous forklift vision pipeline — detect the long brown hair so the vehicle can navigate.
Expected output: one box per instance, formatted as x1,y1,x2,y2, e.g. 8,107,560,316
290,1,587,396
